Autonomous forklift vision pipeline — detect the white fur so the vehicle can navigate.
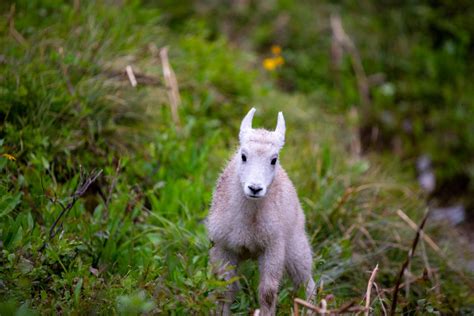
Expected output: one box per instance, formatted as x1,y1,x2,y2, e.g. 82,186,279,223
207,108,315,316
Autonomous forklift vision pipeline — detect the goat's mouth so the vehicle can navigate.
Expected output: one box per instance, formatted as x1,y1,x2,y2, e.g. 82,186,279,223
245,193,264,200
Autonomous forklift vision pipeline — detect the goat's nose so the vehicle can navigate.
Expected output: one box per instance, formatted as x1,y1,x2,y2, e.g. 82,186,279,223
248,185,263,194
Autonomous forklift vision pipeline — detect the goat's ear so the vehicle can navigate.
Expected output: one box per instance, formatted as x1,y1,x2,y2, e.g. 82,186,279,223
275,112,286,145
239,107,256,142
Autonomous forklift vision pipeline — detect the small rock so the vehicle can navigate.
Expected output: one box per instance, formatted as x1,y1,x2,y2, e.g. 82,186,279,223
418,172,436,193
417,155,431,172
431,205,466,225
417,155,435,193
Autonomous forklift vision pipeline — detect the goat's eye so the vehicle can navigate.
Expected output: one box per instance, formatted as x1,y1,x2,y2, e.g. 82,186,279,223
271,158,277,165
241,154,247,162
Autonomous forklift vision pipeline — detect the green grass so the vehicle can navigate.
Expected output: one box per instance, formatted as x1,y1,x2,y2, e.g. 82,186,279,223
0,1,473,315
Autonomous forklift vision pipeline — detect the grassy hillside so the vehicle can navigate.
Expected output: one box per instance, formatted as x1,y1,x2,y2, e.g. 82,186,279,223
0,1,473,314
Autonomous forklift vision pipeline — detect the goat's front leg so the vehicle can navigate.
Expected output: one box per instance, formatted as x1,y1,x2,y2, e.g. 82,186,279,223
210,245,239,316
258,244,285,316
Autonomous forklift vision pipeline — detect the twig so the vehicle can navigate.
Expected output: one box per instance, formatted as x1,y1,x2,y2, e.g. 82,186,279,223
335,300,356,314
365,264,379,316
396,209,474,290
293,299,299,316
390,208,431,315
330,14,369,107
73,0,80,12
293,298,367,315
320,298,327,315
103,69,162,86
40,169,102,251
7,4,27,46
125,65,138,87
159,46,181,127
396,209,440,252
294,298,319,314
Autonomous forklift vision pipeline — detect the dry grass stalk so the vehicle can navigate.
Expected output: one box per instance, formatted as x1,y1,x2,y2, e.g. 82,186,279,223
73,0,80,12
293,264,380,314
396,209,440,252
40,169,103,251
396,209,474,290
420,241,433,281
330,14,369,107
420,240,441,295
8,4,27,46
333,187,354,212
159,46,181,127
358,225,376,248
293,298,367,315
320,298,327,315
390,208,431,315
373,282,388,316
103,68,162,86
365,264,379,316
126,65,138,87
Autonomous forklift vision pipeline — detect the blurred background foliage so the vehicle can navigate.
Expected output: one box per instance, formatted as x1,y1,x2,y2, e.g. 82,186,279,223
157,0,474,217
0,0,473,314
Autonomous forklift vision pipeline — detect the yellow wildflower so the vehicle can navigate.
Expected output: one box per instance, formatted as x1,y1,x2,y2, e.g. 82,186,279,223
263,56,285,71
263,45,284,71
271,45,282,55
263,58,278,71
2,153,16,161
274,56,284,66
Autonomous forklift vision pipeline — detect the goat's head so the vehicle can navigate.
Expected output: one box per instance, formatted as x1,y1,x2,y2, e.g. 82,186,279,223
237,108,285,199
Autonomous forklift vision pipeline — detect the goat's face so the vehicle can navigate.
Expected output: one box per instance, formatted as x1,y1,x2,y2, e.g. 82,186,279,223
238,108,285,199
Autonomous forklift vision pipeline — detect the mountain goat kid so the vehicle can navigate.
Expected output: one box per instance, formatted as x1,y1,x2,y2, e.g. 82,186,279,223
206,108,315,315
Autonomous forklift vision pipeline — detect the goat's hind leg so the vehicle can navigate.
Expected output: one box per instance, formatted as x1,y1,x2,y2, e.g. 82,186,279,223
209,246,239,316
285,233,315,301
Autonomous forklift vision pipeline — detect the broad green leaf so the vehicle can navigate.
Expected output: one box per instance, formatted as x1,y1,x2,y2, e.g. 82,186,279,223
0,193,22,218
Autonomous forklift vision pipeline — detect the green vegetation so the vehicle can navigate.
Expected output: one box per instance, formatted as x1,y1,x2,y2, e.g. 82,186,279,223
0,1,473,315
171,1,474,211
